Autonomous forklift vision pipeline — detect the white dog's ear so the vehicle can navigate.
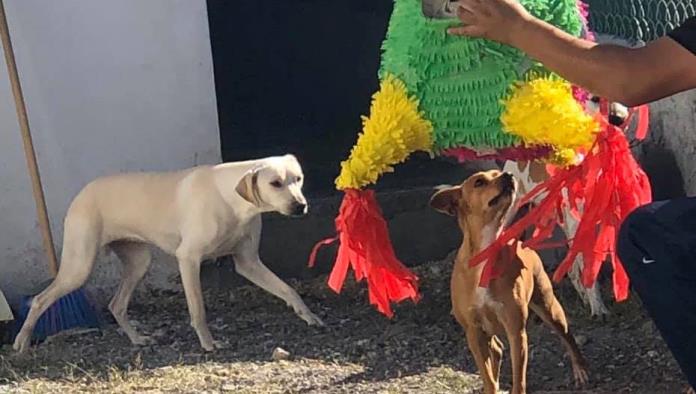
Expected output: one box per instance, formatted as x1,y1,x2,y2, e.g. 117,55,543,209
236,166,261,205
429,185,463,216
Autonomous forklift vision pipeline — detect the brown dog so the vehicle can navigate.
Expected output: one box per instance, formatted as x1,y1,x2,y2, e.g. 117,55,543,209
430,170,588,394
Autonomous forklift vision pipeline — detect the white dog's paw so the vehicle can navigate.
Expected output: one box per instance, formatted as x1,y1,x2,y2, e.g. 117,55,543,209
12,332,31,353
296,307,325,327
200,340,216,352
213,340,230,350
200,339,228,352
131,335,156,346
587,293,611,319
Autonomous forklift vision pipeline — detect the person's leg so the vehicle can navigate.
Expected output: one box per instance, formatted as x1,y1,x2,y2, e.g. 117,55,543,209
617,197,696,389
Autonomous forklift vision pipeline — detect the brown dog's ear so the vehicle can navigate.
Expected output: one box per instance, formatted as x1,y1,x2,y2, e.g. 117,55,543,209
429,186,462,216
235,167,261,205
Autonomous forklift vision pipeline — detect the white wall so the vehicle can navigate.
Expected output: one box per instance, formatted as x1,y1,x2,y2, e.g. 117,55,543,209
0,0,220,304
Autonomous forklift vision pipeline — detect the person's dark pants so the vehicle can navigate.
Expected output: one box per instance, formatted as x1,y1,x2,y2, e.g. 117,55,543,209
617,197,696,388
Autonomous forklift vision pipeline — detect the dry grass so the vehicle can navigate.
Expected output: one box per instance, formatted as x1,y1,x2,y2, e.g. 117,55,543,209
1,352,481,393
1,358,362,393
2,363,482,394
0,256,687,393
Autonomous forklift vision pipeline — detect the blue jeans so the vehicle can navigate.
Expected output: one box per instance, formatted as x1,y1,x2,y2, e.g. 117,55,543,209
617,197,696,388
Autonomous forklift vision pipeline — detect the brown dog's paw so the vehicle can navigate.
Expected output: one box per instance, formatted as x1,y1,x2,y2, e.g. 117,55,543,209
572,363,590,387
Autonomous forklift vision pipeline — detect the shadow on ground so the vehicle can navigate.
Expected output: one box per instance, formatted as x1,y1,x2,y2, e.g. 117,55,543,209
0,255,688,393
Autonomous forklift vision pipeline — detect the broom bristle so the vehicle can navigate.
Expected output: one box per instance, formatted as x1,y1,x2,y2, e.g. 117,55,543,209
15,288,100,342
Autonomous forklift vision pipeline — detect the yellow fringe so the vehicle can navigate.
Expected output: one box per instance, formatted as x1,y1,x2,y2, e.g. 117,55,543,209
548,148,582,166
501,78,599,165
335,75,433,190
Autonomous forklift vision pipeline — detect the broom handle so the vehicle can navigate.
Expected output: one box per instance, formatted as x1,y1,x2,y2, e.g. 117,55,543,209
0,0,59,277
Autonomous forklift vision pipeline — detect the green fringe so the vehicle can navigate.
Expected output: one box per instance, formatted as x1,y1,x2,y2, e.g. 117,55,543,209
379,0,583,151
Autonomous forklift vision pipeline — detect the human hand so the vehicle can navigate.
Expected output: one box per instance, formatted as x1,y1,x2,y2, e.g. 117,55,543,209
447,0,533,45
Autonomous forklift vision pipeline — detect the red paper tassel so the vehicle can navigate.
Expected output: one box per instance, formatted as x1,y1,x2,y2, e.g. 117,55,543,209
309,189,420,317
470,105,651,301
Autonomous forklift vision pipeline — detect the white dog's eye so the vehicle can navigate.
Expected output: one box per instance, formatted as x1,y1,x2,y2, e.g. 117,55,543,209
270,180,283,188
296,176,302,183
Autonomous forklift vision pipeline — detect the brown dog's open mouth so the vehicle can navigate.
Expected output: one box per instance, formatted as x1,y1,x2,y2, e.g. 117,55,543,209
488,190,509,207
488,182,516,207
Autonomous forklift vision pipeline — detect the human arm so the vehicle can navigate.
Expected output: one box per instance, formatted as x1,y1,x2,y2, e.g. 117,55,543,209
447,0,696,106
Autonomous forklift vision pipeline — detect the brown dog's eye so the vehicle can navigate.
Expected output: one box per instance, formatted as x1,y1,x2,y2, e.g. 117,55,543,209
270,180,283,188
474,179,486,188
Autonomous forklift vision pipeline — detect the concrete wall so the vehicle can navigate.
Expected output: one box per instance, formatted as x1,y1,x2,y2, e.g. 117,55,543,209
644,91,696,197
0,0,220,304
593,34,695,199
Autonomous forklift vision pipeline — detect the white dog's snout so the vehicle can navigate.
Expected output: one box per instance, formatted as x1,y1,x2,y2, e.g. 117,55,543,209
289,200,308,216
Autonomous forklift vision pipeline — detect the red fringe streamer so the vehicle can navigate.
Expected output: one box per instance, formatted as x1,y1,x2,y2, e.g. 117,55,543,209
469,105,652,301
308,189,420,317
311,103,650,313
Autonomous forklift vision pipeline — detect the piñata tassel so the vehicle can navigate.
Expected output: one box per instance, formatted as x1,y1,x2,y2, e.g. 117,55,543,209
309,189,420,317
471,105,651,300
310,74,429,316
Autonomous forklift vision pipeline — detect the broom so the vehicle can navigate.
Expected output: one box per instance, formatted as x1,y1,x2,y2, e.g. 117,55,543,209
0,0,99,342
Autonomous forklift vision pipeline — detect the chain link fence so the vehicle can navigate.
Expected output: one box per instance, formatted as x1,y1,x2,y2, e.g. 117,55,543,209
587,0,696,42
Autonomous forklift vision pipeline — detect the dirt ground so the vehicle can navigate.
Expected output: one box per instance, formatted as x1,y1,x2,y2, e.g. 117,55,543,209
0,255,688,393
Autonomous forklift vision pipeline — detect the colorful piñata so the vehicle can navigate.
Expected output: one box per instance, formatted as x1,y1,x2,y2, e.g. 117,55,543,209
310,0,651,317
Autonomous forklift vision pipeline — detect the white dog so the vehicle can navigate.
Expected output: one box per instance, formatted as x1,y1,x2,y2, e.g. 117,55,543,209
13,154,324,352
